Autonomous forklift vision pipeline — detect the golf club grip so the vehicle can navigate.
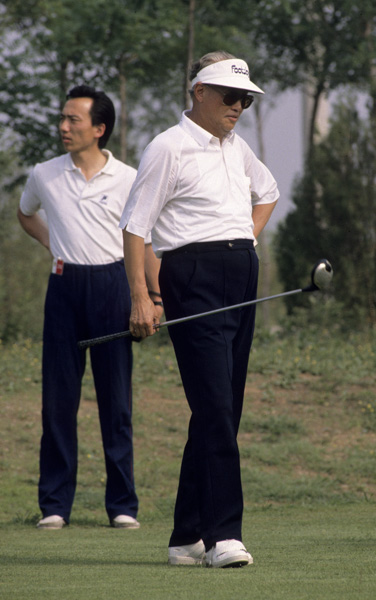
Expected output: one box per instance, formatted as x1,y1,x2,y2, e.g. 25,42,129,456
78,321,169,348
78,329,133,348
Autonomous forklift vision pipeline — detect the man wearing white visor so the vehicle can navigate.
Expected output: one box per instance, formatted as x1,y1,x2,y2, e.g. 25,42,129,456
120,51,279,568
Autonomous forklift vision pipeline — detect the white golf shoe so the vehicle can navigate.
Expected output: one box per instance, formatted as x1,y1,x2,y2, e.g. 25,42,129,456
37,515,66,529
205,539,253,568
168,539,206,565
111,515,140,529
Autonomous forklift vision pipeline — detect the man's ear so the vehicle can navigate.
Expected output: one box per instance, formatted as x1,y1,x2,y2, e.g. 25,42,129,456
192,83,205,103
95,123,106,141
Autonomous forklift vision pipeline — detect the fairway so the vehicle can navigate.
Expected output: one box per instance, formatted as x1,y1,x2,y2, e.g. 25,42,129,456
1,505,375,599
1,332,375,599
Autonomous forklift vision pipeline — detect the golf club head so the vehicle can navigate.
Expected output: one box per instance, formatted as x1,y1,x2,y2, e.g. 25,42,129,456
304,259,333,291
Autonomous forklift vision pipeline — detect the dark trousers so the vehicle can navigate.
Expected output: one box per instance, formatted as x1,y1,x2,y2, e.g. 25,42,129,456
159,240,259,551
39,261,137,523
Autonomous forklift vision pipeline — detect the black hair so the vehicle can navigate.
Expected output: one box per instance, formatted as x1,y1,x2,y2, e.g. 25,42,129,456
66,85,115,149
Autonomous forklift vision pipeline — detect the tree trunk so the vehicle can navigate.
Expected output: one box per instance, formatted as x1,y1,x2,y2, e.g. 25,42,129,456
254,100,271,328
119,58,127,162
58,61,68,107
365,19,376,325
185,0,195,109
303,80,328,160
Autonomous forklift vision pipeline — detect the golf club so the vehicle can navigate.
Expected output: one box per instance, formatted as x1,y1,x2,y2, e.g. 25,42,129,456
78,259,333,349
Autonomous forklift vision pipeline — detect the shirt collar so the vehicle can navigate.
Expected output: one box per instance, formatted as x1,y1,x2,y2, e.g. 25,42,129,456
99,150,116,175
64,153,77,171
180,111,235,148
64,149,116,175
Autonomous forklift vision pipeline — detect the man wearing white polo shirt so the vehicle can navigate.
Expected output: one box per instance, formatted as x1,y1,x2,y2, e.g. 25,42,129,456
120,51,279,567
18,85,161,530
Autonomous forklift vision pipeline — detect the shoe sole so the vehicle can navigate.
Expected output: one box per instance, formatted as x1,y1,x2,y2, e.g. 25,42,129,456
168,557,204,566
205,554,253,568
112,523,140,529
37,523,66,530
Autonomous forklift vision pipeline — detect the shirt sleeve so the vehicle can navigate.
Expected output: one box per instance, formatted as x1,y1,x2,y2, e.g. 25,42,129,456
241,139,280,206
19,167,42,216
119,135,178,238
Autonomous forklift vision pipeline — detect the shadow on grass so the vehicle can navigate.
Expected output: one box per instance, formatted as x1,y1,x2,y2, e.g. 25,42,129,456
0,555,167,567
10,514,114,528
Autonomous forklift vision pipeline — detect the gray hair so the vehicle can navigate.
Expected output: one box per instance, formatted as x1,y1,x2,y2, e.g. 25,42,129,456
189,51,236,82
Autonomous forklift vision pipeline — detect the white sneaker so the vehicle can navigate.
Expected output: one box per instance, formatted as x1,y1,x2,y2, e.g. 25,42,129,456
205,539,253,568
37,515,66,530
111,515,140,529
168,540,206,565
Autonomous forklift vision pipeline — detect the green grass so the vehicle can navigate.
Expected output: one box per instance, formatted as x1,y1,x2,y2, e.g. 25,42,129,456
1,506,375,599
0,329,376,598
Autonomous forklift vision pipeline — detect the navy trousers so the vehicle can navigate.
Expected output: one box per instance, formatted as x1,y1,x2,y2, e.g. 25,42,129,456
39,261,137,523
159,240,259,551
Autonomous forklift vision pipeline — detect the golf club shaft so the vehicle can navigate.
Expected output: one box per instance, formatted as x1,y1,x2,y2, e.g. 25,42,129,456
78,287,303,349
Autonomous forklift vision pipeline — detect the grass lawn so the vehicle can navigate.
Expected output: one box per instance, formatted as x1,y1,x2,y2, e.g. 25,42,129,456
1,505,375,599
1,329,375,598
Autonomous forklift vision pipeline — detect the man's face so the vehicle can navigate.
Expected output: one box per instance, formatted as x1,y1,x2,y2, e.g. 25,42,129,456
59,97,103,154
197,84,245,140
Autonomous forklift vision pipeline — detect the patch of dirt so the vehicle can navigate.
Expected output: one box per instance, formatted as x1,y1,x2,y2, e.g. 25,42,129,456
130,371,376,500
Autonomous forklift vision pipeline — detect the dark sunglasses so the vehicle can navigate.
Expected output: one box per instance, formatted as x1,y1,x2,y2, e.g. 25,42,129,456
206,85,254,109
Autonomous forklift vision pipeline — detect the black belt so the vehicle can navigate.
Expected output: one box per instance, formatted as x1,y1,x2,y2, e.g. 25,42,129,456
164,239,254,256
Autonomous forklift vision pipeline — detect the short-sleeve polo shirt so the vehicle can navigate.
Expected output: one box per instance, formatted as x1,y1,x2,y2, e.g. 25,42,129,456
120,112,279,257
20,150,137,265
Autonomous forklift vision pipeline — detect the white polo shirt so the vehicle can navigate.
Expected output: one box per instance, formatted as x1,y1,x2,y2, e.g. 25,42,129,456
20,150,137,265
119,112,279,257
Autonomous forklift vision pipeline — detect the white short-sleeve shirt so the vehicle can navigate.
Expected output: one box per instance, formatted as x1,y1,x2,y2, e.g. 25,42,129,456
119,112,279,257
20,150,137,265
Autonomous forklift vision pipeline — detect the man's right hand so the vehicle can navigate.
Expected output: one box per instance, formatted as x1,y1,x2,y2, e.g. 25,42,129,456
129,295,160,339
123,230,163,339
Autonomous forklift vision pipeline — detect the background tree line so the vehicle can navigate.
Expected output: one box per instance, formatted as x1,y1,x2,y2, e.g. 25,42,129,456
0,0,375,341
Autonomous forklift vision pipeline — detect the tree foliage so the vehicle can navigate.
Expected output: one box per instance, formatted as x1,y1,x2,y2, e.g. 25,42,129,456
1,0,190,163
275,98,376,327
2,0,375,164
0,149,50,341
2,0,256,163
1,0,376,337
250,0,376,155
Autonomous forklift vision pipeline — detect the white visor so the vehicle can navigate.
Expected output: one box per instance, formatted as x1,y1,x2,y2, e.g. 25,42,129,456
190,59,264,94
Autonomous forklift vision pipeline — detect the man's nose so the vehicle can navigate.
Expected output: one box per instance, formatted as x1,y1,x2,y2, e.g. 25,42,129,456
230,99,242,111
60,117,69,132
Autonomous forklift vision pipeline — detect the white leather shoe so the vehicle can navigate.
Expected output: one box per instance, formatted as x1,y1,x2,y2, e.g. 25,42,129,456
37,515,66,530
205,539,253,568
168,540,206,565
111,515,140,529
